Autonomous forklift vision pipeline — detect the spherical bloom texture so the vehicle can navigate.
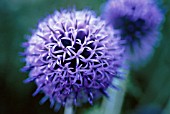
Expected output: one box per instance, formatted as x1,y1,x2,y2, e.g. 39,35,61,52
103,0,163,67
21,10,123,108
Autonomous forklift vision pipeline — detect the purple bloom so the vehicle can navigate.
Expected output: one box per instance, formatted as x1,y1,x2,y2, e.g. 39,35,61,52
103,0,163,67
21,10,124,108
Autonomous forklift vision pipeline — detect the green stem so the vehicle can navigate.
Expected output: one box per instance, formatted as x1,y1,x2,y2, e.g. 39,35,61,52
64,105,74,114
101,73,128,114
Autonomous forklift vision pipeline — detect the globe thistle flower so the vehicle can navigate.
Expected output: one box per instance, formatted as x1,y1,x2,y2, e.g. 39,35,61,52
103,0,163,67
21,10,124,108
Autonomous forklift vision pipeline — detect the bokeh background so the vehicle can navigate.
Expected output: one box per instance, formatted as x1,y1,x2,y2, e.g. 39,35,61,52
0,0,169,114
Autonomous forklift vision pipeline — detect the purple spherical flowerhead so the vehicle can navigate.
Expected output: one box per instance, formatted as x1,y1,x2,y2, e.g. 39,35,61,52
21,10,123,108
103,0,163,67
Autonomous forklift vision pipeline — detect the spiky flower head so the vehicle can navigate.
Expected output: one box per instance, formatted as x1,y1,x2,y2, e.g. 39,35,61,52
21,10,123,108
103,0,163,67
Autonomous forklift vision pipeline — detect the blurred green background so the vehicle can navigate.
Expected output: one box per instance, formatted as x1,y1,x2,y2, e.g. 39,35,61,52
0,0,169,114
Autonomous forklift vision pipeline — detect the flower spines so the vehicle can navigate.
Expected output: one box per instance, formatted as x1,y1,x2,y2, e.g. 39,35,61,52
22,10,123,107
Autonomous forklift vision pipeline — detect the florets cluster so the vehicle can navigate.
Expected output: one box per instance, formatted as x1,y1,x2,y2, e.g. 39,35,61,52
22,10,123,107
103,0,163,66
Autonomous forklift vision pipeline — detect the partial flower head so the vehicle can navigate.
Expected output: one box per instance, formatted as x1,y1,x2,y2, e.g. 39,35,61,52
21,10,123,108
103,0,163,67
